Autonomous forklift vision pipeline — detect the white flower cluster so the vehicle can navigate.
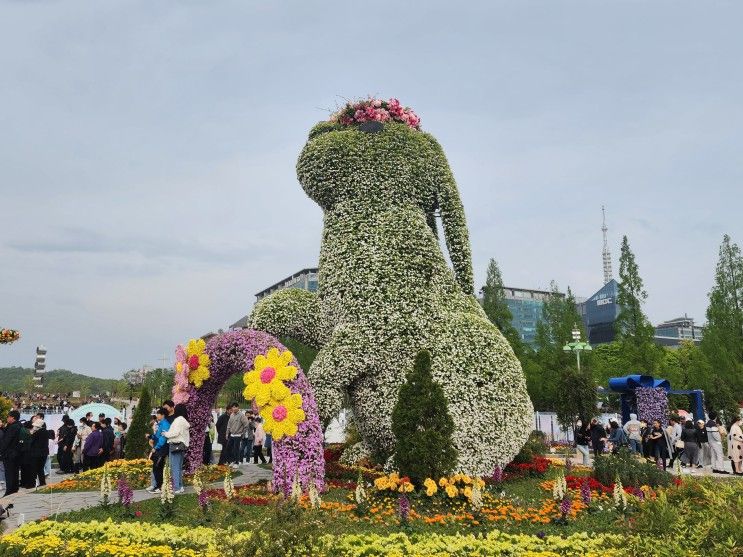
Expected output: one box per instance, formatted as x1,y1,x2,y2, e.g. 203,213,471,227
161,460,174,505
223,470,235,500
613,476,627,512
99,465,112,505
250,119,533,475
552,473,567,501
339,441,371,467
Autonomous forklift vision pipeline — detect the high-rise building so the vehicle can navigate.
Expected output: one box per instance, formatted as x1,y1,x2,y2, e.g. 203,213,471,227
601,206,613,286
654,316,704,347
580,279,621,345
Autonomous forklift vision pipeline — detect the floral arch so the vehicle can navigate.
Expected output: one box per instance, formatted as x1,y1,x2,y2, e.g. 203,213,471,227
172,329,325,494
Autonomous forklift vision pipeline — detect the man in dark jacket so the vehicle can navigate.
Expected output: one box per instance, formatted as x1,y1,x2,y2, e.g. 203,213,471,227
216,409,230,465
101,418,115,462
1,411,22,496
57,417,77,473
23,414,49,489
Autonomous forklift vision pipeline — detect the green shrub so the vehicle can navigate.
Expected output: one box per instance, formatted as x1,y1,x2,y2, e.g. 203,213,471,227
235,500,327,557
391,350,457,486
626,478,743,556
593,448,671,488
511,430,548,464
125,386,152,460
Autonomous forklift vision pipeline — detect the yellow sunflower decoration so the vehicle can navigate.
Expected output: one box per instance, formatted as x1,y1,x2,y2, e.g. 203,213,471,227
243,348,298,406
185,338,211,388
260,392,306,440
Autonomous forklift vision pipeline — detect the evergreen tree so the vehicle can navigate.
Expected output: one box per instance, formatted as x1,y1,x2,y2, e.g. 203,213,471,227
481,258,525,357
553,367,598,430
701,234,743,399
615,236,660,373
392,350,457,485
125,385,152,460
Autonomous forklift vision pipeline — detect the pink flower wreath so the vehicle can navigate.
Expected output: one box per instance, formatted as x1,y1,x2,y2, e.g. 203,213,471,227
174,329,325,494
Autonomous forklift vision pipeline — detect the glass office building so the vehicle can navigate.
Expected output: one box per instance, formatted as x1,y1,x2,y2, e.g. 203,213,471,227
580,279,620,345
654,316,704,347
502,287,560,347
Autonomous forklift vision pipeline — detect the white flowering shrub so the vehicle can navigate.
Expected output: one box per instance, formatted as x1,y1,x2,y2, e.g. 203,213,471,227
250,116,533,475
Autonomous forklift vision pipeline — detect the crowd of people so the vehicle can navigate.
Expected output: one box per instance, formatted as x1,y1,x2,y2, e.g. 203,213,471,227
575,412,743,475
143,400,272,494
0,410,129,497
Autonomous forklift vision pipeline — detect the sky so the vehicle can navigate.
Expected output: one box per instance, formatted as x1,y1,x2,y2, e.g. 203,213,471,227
1,1,742,379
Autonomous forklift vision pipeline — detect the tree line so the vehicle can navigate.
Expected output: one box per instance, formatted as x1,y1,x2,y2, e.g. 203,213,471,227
482,234,743,426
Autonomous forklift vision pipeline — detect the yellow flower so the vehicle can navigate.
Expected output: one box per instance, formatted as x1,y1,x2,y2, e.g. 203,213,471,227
474,478,485,489
398,481,414,493
463,486,472,498
259,392,305,440
445,484,458,498
374,477,389,490
243,348,297,406
185,338,211,388
462,475,473,485
423,478,438,496
438,477,448,487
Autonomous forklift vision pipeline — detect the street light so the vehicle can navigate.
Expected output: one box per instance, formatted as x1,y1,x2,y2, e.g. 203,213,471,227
562,325,592,372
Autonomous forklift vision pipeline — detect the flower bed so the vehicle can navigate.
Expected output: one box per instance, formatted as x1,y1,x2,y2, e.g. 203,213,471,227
39,461,235,493
0,520,628,557
0,519,252,557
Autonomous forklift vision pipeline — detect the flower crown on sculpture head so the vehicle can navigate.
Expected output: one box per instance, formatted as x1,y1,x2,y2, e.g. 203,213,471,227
330,97,421,130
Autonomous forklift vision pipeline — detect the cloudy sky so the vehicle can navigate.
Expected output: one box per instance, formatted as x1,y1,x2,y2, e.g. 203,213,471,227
1,2,741,378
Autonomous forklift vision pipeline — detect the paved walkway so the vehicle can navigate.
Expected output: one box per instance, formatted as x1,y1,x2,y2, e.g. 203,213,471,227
0,463,272,535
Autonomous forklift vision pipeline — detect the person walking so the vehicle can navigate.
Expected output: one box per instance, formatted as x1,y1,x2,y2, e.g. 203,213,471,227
575,419,591,465
252,417,267,464
648,419,670,470
162,403,190,493
203,416,215,466
226,403,249,469
607,420,627,454
706,411,727,474
216,409,230,465
589,418,606,459
728,415,743,476
680,420,700,468
622,413,643,455
265,432,273,464
101,418,115,463
1,411,23,496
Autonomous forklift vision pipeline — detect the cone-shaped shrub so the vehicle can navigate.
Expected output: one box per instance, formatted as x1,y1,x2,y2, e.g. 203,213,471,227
125,385,152,460
392,350,458,485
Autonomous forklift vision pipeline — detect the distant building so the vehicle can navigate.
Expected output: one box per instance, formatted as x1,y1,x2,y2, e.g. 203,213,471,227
255,268,319,303
580,279,621,345
654,316,704,347
501,286,563,347
229,268,320,331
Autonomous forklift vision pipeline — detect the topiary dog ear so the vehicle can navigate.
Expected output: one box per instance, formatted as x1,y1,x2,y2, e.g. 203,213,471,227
424,134,474,295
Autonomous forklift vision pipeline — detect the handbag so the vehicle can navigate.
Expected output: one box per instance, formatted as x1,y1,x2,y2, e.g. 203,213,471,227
170,442,187,453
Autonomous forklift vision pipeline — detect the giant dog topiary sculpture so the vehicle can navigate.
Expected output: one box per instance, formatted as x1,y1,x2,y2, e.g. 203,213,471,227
251,99,533,474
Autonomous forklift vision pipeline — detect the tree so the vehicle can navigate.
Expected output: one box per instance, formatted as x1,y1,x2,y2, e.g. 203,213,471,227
553,367,598,430
701,234,743,399
529,282,586,410
482,258,526,358
0,395,12,421
125,385,152,460
615,236,660,373
391,350,457,485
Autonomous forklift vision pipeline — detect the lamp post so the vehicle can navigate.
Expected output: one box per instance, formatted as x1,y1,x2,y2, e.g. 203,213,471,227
562,326,592,372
